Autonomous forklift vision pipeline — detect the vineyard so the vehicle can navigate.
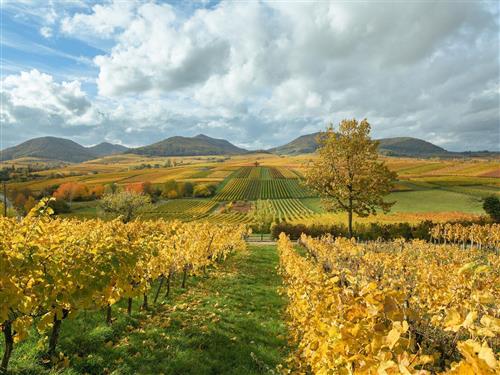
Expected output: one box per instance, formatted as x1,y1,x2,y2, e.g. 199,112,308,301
277,233,500,374
2,200,499,373
0,200,246,373
3,166,499,373
214,166,312,201
430,222,500,249
148,199,217,221
205,198,316,224
265,198,315,222
128,166,318,224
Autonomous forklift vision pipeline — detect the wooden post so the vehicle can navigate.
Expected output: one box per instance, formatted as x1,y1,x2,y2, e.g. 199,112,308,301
106,304,112,325
141,293,148,310
127,298,133,316
2,182,6,217
164,272,172,298
153,276,165,304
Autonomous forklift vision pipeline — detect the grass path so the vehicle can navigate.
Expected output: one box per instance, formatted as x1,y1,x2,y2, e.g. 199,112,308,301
5,245,288,374
123,244,288,374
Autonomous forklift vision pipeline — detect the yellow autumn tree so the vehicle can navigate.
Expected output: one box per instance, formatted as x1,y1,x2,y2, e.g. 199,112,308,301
305,119,396,237
100,190,152,223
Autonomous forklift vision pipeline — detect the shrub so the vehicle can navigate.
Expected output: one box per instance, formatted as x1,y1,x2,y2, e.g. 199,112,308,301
53,182,91,202
48,198,71,214
483,196,500,222
166,190,179,199
193,184,216,198
270,219,482,241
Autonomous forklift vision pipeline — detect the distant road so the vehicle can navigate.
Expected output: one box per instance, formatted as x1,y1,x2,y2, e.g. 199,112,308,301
246,240,277,245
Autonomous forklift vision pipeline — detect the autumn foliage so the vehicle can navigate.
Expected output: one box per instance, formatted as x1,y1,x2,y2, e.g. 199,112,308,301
305,119,396,237
278,234,499,374
52,182,105,202
0,199,247,372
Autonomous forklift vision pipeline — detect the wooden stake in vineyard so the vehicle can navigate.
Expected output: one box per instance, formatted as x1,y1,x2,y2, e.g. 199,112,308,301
3,181,7,217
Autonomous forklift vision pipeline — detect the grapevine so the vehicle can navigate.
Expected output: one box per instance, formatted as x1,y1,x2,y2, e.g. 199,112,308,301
278,233,499,374
0,199,247,371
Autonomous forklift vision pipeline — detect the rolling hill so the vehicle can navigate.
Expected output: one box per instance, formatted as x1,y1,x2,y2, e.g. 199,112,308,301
270,133,450,157
268,133,321,155
0,137,129,163
87,142,129,157
0,137,98,163
377,137,447,156
129,134,248,157
2,133,494,163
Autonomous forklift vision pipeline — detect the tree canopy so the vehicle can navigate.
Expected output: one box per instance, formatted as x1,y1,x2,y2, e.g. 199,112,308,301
305,118,397,236
100,190,152,223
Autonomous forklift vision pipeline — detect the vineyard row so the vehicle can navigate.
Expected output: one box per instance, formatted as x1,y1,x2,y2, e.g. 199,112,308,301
231,166,298,180
0,199,247,372
215,178,312,201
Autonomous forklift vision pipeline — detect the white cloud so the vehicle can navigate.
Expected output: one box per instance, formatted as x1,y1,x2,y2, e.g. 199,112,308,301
1,69,100,127
92,2,231,96
40,26,53,38
61,0,138,38
2,1,499,151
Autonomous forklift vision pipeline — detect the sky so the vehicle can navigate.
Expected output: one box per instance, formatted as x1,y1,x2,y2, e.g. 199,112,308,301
0,0,499,151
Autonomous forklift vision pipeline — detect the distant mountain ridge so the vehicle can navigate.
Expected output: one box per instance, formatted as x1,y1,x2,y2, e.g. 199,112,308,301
87,142,129,157
377,137,447,156
268,133,321,155
270,133,450,157
0,137,97,163
0,137,129,163
129,134,247,157
1,133,496,163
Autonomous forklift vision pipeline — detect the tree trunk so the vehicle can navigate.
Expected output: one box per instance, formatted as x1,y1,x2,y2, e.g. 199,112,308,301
141,293,148,310
106,304,112,325
1,320,13,373
181,266,188,289
153,276,165,304
127,298,133,316
348,208,353,238
164,272,172,297
48,309,68,358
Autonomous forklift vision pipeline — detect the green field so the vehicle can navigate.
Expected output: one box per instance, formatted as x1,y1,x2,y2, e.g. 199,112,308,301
297,189,485,216
60,201,100,219
387,190,484,213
